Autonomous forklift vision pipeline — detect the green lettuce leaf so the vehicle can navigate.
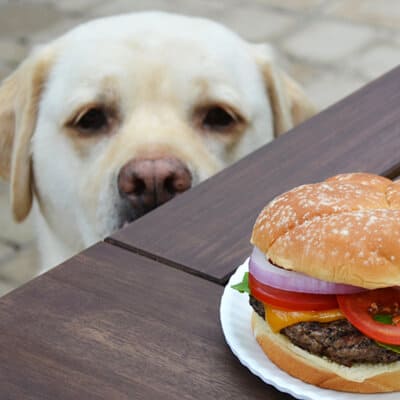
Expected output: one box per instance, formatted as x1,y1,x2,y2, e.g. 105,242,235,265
231,272,250,294
373,314,393,325
376,342,400,354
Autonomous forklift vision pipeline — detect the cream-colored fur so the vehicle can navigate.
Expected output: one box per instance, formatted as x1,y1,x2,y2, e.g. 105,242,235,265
0,12,315,272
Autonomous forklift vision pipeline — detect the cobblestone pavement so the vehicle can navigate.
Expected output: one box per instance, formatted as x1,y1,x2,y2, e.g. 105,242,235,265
1,0,399,296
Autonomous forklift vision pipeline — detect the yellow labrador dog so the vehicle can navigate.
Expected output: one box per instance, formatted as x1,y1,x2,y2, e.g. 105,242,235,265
0,12,314,272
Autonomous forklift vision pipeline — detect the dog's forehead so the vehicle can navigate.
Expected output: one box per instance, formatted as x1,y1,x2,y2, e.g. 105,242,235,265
61,12,249,55
50,12,257,85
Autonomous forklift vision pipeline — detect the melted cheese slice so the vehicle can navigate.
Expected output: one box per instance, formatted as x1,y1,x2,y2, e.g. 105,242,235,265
265,304,345,333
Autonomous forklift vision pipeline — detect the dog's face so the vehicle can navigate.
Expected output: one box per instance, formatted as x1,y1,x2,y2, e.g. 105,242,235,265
0,12,314,252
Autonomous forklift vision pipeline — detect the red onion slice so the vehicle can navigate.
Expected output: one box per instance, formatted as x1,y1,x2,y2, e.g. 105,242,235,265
249,247,366,294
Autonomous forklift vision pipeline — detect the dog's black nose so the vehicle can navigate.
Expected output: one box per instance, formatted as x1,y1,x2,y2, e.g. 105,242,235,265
118,157,192,213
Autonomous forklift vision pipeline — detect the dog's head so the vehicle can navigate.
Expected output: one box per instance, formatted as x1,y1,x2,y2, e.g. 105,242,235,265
0,12,314,248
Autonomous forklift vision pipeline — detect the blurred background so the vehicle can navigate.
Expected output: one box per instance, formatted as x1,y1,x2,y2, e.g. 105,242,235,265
0,0,399,295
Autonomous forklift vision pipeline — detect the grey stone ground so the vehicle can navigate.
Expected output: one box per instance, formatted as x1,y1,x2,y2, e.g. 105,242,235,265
0,0,399,295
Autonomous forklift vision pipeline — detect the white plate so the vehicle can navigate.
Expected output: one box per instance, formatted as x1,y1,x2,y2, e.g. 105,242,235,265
219,259,398,400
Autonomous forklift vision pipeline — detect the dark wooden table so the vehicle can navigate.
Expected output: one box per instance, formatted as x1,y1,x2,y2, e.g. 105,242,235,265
2,67,400,399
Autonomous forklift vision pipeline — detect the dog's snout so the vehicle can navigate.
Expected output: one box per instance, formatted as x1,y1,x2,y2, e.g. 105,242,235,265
118,157,192,212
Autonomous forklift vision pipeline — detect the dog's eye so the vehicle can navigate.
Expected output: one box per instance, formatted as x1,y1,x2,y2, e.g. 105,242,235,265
202,106,237,131
75,108,109,132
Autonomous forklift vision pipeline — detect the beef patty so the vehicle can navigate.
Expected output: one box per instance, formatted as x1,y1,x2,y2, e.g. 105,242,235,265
250,295,400,367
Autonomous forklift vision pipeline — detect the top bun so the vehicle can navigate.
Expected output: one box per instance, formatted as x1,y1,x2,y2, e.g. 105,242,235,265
251,173,400,289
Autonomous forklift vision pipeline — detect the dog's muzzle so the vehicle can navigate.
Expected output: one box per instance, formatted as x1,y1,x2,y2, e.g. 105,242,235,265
117,157,192,221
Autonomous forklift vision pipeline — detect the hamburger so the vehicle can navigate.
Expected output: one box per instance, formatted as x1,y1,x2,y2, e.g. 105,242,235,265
232,172,400,393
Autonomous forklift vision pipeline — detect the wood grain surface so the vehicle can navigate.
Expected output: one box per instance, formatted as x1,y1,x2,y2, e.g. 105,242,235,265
109,67,400,283
0,242,292,400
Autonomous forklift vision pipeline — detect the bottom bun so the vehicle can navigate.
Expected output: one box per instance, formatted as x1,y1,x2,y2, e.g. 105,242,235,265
251,312,400,393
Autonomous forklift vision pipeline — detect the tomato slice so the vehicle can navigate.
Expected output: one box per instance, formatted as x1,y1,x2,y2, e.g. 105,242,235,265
249,273,338,311
337,287,400,345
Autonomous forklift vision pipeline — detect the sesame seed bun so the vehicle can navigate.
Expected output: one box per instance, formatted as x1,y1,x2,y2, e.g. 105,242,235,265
251,173,400,289
251,312,400,393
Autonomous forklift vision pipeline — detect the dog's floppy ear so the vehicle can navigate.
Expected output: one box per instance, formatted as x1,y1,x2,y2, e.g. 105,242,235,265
0,47,54,222
252,44,316,137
